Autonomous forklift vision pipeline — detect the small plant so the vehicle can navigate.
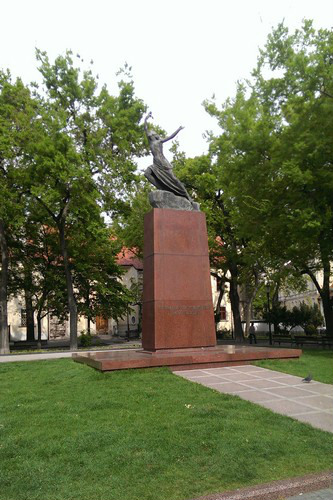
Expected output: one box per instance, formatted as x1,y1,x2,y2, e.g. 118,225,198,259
304,324,318,336
216,328,231,339
79,331,92,347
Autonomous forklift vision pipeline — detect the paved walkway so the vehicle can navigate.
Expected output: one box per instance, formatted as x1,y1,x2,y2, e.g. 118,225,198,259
287,488,333,500
191,471,333,500
175,365,333,433
0,345,140,363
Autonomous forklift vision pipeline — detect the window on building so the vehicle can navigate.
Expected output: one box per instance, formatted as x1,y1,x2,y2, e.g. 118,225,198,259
220,307,227,320
20,308,27,327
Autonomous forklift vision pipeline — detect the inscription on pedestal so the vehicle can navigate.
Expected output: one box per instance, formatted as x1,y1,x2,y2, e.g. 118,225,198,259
158,305,211,316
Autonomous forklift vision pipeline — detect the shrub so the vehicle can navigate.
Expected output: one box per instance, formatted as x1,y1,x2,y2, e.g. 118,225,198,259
304,324,318,336
296,303,323,334
216,328,231,339
265,302,323,334
79,332,92,347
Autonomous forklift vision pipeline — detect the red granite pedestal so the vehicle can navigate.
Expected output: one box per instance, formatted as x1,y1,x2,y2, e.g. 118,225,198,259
142,208,216,351
73,208,302,371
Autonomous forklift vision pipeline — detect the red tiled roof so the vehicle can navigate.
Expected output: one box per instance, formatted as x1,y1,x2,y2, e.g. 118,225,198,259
116,248,143,270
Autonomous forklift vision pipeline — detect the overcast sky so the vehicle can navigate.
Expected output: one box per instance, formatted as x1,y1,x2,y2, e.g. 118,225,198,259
1,0,332,161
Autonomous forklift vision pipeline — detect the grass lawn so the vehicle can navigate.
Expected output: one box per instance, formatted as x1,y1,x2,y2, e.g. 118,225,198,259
0,359,332,500
253,348,333,384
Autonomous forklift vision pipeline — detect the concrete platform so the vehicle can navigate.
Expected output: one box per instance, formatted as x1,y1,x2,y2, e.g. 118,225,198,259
72,345,302,372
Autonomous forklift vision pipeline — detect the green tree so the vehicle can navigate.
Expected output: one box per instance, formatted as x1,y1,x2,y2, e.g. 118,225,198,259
200,21,333,337
112,179,152,258
251,21,333,335
174,154,251,342
0,71,37,353
199,82,281,342
71,224,133,333
28,51,147,350
16,219,68,348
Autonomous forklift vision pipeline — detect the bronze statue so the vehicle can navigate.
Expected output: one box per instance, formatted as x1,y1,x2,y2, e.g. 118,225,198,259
144,112,194,205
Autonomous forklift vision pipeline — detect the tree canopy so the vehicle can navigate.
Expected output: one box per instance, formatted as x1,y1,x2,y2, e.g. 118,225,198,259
0,52,148,353
176,20,333,337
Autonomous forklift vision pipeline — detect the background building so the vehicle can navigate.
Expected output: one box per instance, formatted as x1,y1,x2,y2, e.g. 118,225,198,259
7,249,143,342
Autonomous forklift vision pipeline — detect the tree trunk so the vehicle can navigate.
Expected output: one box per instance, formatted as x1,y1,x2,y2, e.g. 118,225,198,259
243,272,260,336
86,287,91,335
25,286,35,342
321,294,333,337
214,278,225,330
126,309,130,341
244,299,252,337
272,282,280,334
243,285,256,337
137,304,142,337
306,252,333,337
321,259,333,336
229,268,244,343
37,313,42,350
59,221,78,350
0,220,10,354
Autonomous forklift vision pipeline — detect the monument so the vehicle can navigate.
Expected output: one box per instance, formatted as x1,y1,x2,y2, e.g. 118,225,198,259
73,114,301,370
141,112,216,351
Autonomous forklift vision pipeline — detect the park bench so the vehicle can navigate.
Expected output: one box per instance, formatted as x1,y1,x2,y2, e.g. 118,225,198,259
272,335,295,346
13,340,48,350
294,336,318,347
320,336,333,348
294,336,333,348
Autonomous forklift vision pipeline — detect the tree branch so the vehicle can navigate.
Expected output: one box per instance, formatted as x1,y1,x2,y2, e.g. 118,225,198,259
301,267,322,296
35,196,57,223
320,88,333,99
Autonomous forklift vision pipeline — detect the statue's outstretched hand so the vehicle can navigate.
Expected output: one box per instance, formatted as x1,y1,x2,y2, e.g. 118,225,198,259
144,112,153,127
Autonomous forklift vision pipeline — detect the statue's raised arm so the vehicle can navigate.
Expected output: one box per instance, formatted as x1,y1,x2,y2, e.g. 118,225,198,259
144,112,184,143
144,111,153,134
161,125,184,143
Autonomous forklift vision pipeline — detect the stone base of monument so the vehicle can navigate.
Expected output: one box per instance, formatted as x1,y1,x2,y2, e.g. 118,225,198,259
73,207,302,372
73,346,302,371
148,190,200,211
